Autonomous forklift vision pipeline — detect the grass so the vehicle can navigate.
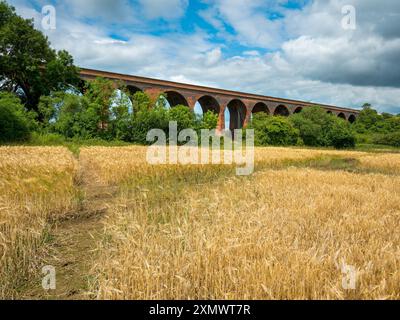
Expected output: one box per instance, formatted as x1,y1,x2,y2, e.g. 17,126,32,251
1,145,400,299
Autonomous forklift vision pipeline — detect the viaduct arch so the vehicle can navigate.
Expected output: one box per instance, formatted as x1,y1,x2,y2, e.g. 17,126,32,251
80,68,360,131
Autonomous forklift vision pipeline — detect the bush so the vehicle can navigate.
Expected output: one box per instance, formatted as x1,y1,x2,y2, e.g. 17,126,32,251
354,133,372,144
130,106,170,144
290,106,356,149
168,105,197,132
29,132,66,145
328,118,356,149
372,132,400,147
0,92,36,142
197,111,219,130
108,90,132,141
352,105,387,134
55,94,100,139
250,113,300,146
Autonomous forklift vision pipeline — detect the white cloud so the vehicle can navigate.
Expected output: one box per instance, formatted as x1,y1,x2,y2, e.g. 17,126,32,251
243,50,260,56
204,48,222,66
281,0,400,88
206,0,285,48
138,0,188,20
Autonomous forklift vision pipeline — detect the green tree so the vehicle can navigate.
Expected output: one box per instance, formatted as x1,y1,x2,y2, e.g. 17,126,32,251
38,91,66,130
131,91,151,113
198,111,218,130
54,94,99,139
387,116,400,132
130,105,169,144
84,78,116,132
290,107,333,146
0,1,79,116
250,113,300,146
290,106,355,148
373,132,400,147
353,104,385,133
0,92,36,142
109,89,133,141
168,105,196,132
328,117,356,149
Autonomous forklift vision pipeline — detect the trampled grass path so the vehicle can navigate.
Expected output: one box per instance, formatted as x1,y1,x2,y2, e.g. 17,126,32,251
20,157,118,300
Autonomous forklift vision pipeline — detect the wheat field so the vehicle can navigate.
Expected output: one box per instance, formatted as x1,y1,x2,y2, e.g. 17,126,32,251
0,147,79,298
1,146,399,299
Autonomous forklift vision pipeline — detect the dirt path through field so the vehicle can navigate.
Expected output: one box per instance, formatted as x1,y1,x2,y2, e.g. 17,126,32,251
21,156,117,300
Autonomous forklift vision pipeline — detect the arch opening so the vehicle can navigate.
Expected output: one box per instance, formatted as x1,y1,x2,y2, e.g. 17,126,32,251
293,107,303,114
197,95,220,115
338,113,346,120
110,89,134,117
348,114,356,123
274,105,290,117
252,102,270,115
227,99,247,130
165,91,189,108
127,85,142,97
327,111,333,115
71,79,87,95
65,84,84,96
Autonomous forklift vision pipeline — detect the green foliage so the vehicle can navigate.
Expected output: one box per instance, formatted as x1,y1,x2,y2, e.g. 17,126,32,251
354,133,372,145
38,91,65,130
198,111,219,130
290,106,331,146
250,113,300,146
108,90,132,141
0,1,79,114
130,105,169,144
29,132,67,145
84,78,116,130
36,79,133,141
54,94,100,139
372,132,400,147
351,103,400,147
0,92,36,142
168,105,197,131
328,118,356,149
290,106,355,149
132,91,151,113
353,104,395,134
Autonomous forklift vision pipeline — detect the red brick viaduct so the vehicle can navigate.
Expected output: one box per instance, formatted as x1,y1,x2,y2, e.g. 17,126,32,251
80,68,359,132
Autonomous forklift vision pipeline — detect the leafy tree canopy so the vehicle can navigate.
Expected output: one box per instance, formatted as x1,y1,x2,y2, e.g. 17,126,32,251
0,92,37,142
250,113,301,146
0,1,79,116
290,106,355,148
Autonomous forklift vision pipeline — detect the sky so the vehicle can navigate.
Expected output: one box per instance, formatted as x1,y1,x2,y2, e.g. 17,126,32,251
8,0,400,114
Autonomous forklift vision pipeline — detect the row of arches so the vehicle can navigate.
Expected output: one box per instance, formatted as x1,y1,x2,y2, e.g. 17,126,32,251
126,86,358,129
